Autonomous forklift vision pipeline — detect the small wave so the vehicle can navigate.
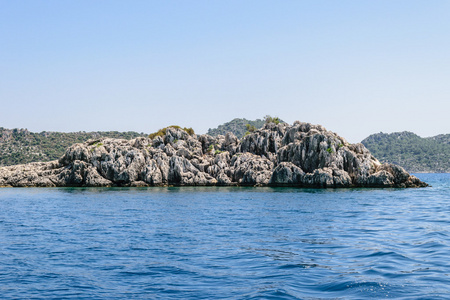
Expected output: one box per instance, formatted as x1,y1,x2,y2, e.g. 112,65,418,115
278,263,319,269
357,250,411,262
319,280,393,297
414,240,447,249
118,270,160,277
241,287,303,300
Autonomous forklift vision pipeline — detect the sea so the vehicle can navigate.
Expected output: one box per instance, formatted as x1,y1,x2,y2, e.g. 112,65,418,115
0,173,449,299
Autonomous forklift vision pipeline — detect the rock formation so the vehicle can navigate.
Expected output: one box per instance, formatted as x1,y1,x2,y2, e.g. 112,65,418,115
0,122,428,188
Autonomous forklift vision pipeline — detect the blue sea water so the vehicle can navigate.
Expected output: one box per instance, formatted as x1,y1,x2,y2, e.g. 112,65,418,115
0,174,449,299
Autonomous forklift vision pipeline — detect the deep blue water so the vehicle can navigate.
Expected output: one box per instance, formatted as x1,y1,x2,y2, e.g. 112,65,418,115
1,174,449,299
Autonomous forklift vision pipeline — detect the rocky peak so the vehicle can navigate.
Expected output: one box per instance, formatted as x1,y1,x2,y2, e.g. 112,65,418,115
0,121,428,188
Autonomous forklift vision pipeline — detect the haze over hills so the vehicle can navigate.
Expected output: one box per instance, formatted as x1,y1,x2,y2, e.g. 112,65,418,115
1,119,449,173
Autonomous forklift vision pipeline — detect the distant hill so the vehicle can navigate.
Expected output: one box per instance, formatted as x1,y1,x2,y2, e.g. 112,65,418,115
207,117,284,138
361,132,450,173
429,134,450,145
0,128,146,166
3,124,448,173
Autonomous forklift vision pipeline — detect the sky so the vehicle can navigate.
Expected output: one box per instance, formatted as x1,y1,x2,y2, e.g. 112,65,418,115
1,1,449,143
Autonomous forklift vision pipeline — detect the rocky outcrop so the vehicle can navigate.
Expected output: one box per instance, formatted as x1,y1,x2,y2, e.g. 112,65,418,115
0,122,428,188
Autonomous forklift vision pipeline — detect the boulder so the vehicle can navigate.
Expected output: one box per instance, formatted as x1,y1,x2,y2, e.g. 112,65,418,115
232,153,274,185
269,162,304,185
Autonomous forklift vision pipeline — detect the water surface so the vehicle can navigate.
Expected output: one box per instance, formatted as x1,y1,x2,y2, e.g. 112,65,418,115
0,173,449,299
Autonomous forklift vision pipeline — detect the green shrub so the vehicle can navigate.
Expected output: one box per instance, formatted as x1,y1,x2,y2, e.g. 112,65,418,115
327,147,334,154
184,127,195,135
245,124,256,133
264,115,280,125
149,126,195,139
93,142,103,148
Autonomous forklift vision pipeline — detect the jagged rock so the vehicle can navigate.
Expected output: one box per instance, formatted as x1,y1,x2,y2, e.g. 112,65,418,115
207,152,231,177
58,160,87,185
152,136,164,148
367,170,395,187
164,127,189,144
168,156,216,186
332,169,353,187
168,156,195,184
85,165,113,187
239,125,281,161
0,161,60,187
269,162,304,185
232,153,274,185
217,171,232,185
0,122,428,188
98,147,146,183
198,134,216,154
378,163,410,184
141,159,163,185
224,132,239,154
303,168,335,187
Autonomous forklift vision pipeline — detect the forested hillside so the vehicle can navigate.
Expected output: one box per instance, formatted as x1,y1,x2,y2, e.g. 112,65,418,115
362,132,450,173
207,117,284,138
2,124,449,173
0,128,145,166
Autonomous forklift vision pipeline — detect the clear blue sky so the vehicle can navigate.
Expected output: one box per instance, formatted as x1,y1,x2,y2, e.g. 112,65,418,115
1,1,449,142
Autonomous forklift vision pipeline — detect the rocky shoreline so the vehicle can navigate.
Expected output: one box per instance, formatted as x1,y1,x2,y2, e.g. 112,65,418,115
0,121,428,188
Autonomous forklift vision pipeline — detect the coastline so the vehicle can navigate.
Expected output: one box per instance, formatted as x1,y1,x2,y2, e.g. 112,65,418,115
0,122,428,188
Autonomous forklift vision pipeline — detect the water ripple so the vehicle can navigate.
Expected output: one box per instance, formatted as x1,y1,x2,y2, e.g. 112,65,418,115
0,173,449,299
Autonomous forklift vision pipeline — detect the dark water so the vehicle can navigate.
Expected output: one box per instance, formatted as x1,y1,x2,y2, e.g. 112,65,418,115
1,174,449,299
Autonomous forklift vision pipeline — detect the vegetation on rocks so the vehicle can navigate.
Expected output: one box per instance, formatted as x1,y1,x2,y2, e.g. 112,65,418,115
0,128,145,166
362,132,450,173
245,124,257,133
149,126,195,139
207,117,284,138
0,122,427,188
2,122,448,175
264,115,281,125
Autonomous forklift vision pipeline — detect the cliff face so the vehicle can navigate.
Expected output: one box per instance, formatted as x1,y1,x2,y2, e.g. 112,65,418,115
0,122,427,188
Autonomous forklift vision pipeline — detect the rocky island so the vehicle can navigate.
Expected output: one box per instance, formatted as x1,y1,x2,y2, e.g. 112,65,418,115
0,121,427,188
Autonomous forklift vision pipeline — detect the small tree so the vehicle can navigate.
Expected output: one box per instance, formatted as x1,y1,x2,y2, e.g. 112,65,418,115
245,124,256,132
264,115,280,125
183,127,195,136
